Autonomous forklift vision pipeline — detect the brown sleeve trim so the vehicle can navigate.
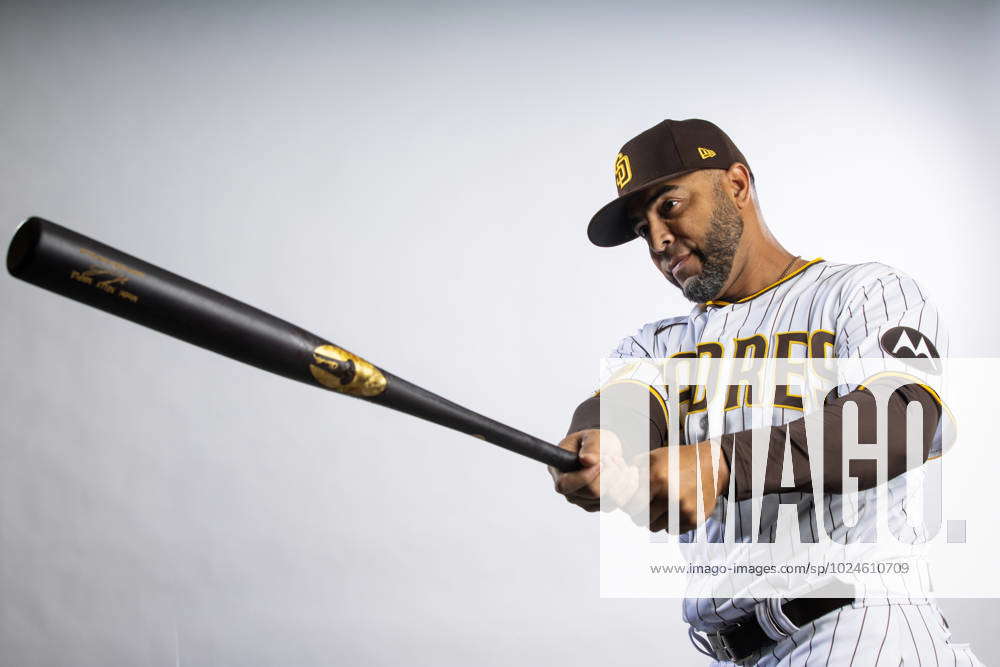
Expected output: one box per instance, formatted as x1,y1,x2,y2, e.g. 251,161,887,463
566,382,669,448
567,394,602,435
719,381,941,501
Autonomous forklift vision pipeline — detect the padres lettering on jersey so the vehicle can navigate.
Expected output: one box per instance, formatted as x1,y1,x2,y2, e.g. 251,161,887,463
603,259,949,631
665,328,836,413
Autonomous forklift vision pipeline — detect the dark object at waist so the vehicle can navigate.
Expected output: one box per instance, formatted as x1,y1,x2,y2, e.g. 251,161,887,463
705,595,853,664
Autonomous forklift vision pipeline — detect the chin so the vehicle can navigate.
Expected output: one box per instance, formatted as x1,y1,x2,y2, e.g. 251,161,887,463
676,273,700,290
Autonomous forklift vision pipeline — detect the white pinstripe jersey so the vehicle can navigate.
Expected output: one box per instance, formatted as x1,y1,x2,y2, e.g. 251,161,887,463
606,258,949,631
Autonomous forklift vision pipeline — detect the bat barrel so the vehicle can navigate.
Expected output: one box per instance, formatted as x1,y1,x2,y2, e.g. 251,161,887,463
7,217,326,386
8,217,582,472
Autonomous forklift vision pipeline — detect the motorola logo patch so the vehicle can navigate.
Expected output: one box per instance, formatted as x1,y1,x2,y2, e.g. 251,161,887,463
880,326,941,373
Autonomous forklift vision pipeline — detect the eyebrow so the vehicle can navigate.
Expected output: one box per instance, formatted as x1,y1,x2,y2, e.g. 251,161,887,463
631,184,681,225
643,184,680,208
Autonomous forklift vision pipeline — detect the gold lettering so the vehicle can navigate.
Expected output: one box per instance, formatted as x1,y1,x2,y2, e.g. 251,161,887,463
69,270,93,285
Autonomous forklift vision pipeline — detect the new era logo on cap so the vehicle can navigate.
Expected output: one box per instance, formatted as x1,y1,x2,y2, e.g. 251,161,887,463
698,147,717,159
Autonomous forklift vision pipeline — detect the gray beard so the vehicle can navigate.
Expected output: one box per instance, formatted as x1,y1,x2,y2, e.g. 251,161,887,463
681,186,743,303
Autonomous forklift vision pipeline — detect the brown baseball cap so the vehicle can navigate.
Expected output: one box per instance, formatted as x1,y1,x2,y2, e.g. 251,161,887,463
587,119,752,247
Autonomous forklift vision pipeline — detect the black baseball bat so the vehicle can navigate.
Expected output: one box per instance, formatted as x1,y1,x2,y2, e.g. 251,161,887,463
6,217,581,472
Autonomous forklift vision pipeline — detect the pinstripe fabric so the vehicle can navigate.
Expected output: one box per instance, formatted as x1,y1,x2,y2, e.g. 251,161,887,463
707,602,983,666
600,260,978,663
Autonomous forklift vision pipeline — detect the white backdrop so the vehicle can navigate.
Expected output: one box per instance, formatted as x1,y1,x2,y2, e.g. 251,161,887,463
2,1,998,665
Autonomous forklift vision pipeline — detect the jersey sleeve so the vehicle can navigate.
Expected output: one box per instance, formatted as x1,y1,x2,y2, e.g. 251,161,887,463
600,322,676,394
834,265,949,360
566,322,669,444
833,264,950,459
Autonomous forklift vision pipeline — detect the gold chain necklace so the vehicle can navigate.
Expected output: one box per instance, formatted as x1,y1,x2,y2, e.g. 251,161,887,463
776,255,800,282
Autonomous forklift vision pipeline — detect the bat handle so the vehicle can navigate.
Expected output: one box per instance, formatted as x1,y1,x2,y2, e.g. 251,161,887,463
529,438,583,472
376,374,584,471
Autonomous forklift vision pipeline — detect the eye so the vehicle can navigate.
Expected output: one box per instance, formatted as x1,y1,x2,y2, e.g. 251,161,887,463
633,222,649,239
658,200,680,217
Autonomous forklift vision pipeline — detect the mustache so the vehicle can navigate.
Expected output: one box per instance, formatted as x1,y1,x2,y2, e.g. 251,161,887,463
660,246,706,266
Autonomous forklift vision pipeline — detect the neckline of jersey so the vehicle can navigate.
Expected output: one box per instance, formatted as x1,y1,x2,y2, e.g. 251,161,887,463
703,258,825,307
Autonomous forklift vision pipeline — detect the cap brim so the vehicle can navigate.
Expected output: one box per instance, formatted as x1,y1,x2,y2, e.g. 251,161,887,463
586,170,697,248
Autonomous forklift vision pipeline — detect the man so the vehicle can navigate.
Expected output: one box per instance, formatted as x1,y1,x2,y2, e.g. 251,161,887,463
550,119,982,665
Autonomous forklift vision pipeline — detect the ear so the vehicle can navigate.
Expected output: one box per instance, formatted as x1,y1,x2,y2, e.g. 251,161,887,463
722,163,754,210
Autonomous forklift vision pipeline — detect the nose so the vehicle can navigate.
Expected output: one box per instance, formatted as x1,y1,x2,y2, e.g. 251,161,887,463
645,217,674,255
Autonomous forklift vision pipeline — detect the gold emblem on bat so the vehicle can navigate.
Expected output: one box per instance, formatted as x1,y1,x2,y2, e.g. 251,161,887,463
309,344,387,397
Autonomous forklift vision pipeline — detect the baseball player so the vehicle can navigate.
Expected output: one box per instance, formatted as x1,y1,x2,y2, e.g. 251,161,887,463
549,119,982,665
